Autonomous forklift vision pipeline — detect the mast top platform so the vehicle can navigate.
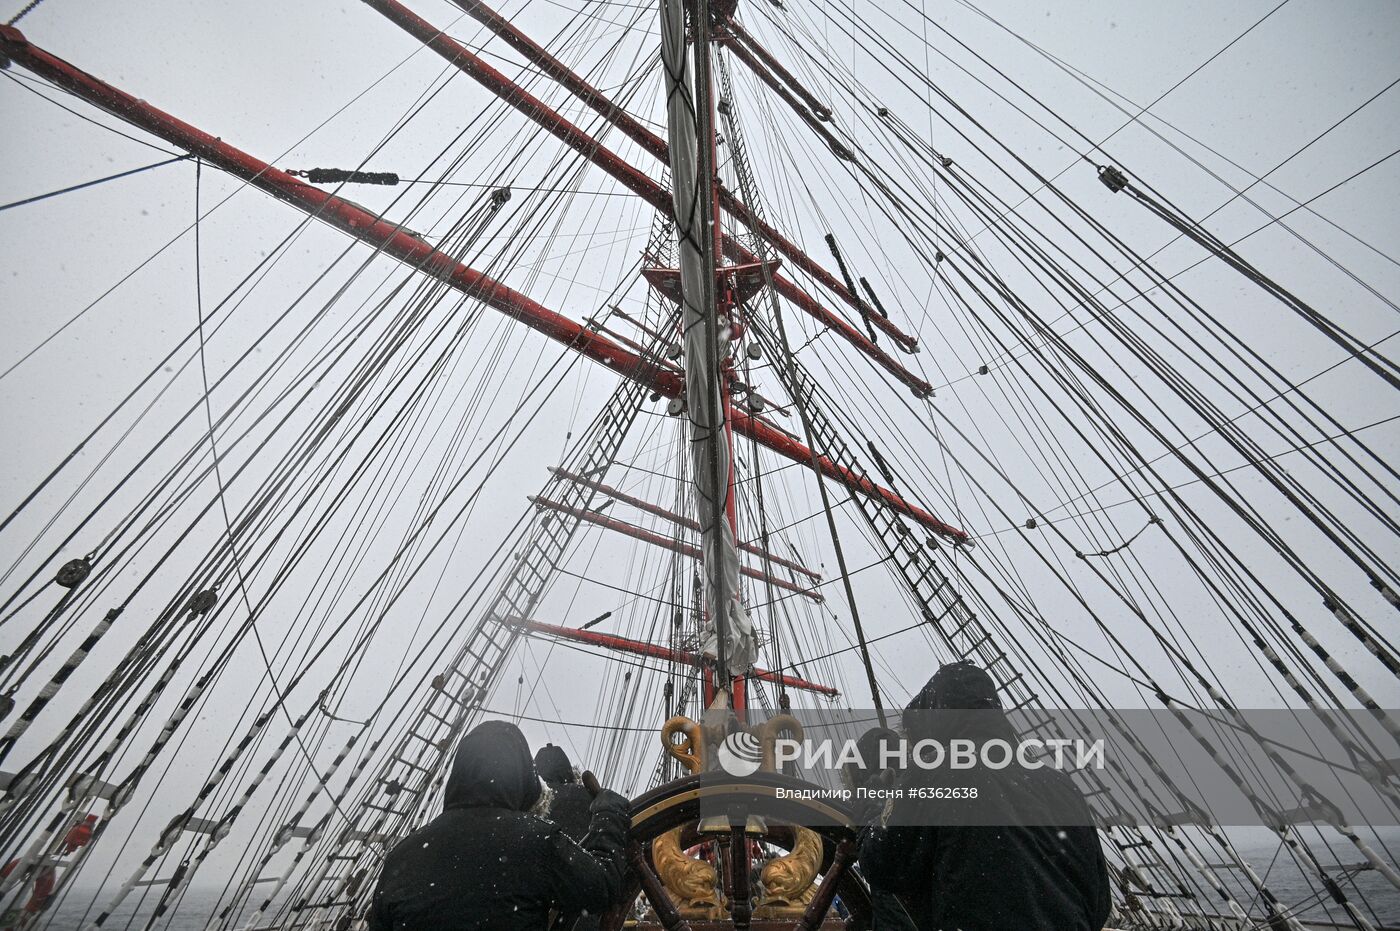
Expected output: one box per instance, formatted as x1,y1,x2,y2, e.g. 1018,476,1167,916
642,258,782,309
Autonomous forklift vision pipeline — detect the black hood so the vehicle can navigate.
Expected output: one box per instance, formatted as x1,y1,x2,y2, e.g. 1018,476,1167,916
534,743,576,785
444,720,542,811
907,660,1002,712
903,661,1015,744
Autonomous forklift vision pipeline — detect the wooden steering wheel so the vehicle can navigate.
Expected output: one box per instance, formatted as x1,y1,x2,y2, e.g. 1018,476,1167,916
594,771,873,931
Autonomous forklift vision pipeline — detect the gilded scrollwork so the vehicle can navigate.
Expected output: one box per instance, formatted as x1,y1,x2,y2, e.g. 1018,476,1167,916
755,825,823,916
651,827,725,919
660,715,709,773
755,713,802,772
654,714,822,920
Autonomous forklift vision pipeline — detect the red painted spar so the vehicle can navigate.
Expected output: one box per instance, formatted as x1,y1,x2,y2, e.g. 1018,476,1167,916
722,19,835,122
450,0,918,352
364,0,931,393
549,466,823,583
0,28,664,387
528,496,824,602
0,25,967,543
504,617,839,697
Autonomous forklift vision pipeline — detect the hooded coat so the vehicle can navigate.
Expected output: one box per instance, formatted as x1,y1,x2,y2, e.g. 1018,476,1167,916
858,663,1111,931
366,721,629,931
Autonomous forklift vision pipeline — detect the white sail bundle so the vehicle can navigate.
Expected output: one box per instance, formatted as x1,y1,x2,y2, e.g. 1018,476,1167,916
658,0,756,680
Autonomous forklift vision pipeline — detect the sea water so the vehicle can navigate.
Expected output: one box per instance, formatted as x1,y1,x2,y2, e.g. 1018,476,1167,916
1218,827,1399,928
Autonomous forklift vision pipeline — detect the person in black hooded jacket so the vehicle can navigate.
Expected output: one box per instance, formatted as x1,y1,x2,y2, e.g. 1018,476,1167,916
366,720,629,931
858,662,1111,931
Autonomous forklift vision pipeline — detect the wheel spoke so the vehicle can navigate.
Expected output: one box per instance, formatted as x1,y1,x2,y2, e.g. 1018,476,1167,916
729,825,753,928
792,838,856,931
630,841,696,931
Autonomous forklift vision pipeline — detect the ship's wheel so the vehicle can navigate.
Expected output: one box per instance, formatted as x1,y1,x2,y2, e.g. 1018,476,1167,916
596,772,872,931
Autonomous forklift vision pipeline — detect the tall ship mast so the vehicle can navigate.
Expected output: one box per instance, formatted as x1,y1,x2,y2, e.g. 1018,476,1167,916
0,0,1397,928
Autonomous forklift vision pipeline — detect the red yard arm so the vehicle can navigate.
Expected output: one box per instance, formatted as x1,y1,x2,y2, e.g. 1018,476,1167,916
549,467,821,582
0,27,664,389
505,617,839,696
452,0,919,357
529,496,823,601
719,38,854,164
722,19,835,122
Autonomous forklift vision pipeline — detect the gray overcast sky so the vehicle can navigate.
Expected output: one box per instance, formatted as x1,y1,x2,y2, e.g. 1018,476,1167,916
1,0,1398,909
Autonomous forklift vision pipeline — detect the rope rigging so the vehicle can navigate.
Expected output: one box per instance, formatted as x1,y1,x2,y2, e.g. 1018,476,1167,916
0,1,1398,927
1097,161,1400,390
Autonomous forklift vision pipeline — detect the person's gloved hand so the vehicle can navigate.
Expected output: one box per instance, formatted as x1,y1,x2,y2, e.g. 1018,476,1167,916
845,726,899,822
850,768,894,826
583,788,631,855
589,788,630,818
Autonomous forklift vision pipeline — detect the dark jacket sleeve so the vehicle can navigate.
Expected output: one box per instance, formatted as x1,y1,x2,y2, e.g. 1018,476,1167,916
1060,774,1112,930
857,824,928,894
870,890,919,931
549,789,630,915
1085,827,1112,930
365,884,392,931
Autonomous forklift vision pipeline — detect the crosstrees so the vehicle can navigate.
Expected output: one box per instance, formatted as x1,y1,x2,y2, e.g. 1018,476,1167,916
361,0,933,396
448,0,923,356
0,3,1394,927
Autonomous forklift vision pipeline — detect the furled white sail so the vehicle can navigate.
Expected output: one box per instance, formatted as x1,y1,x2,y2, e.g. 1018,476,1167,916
658,0,756,680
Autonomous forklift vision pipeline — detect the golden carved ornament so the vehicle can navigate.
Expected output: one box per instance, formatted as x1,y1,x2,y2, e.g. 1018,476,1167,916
661,715,708,774
661,712,804,774
653,714,822,919
755,714,803,772
650,827,725,919
756,826,823,916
